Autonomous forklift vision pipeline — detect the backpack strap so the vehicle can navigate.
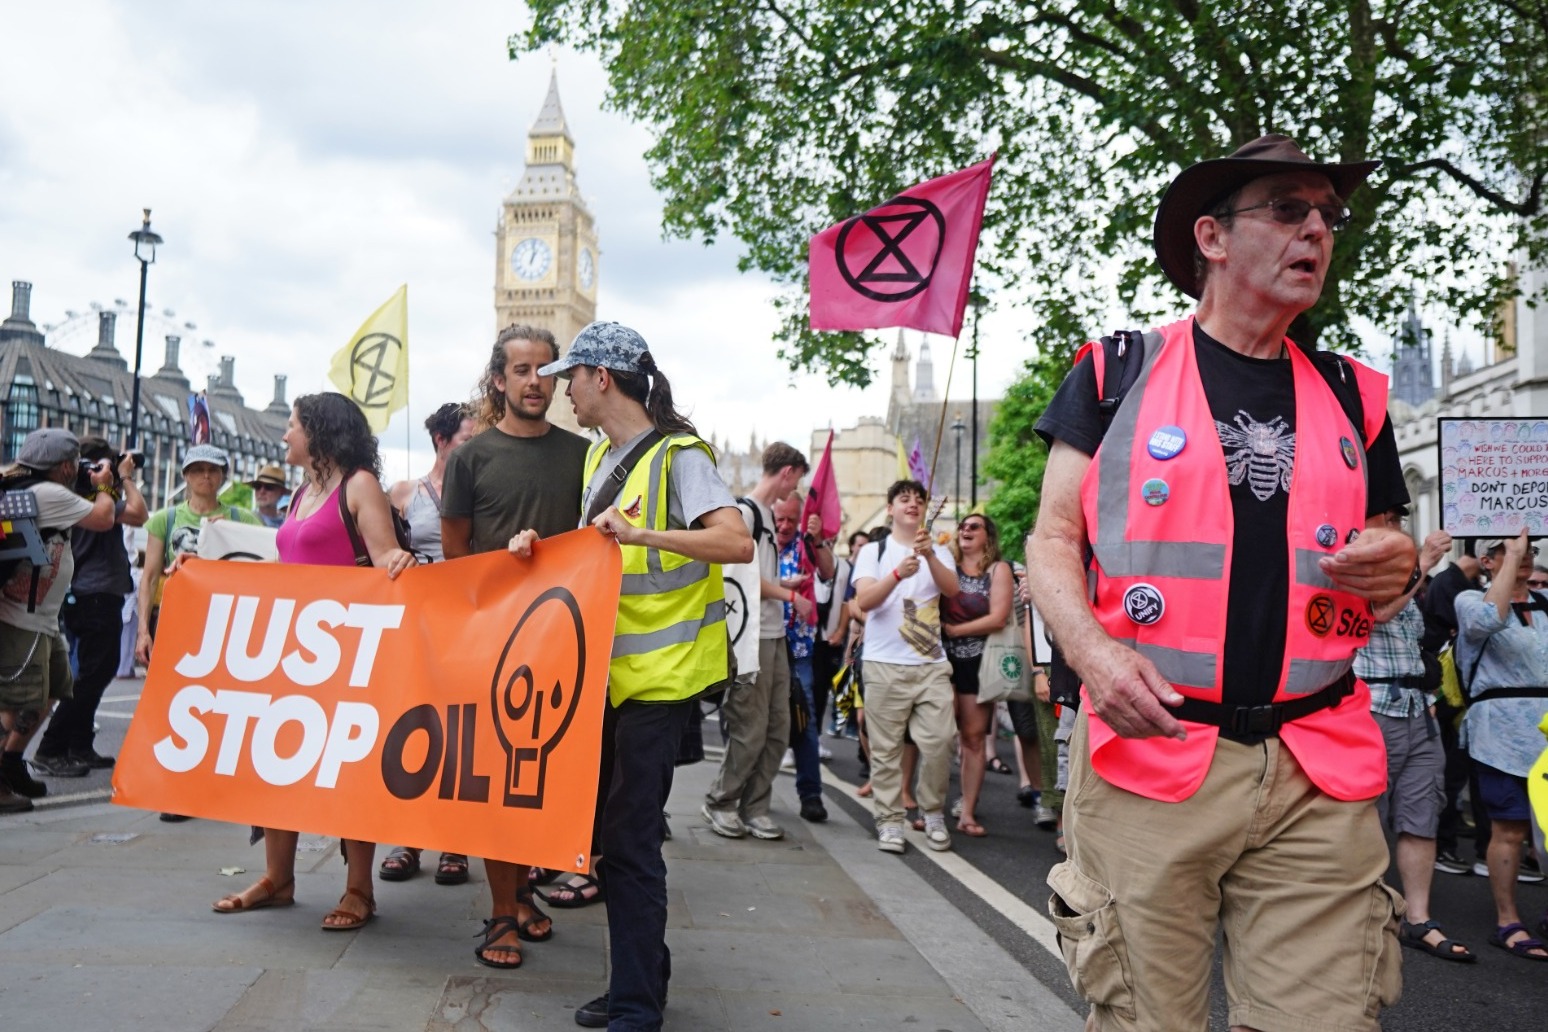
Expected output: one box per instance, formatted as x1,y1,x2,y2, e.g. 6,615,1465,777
584,430,666,526
336,472,371,567
1305,350,1370,447
736,495,768,548
1095,329,1146,435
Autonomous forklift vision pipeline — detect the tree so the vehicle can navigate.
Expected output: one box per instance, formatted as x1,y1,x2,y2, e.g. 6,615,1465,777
518,0,1545,382
983,346,1071,548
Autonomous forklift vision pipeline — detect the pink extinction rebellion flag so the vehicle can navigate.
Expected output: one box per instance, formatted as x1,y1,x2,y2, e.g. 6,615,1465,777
808,156,994,339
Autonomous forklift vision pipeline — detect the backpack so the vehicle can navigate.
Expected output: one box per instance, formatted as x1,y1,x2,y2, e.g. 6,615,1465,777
1046,328,1374,708
737,496,771,552
0,472,65,613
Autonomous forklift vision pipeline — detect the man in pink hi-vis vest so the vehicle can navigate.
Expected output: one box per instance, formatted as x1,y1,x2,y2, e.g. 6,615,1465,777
1028,136,1419,1032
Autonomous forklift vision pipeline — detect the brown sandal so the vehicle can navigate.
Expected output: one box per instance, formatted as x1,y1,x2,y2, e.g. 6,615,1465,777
212,875,294,914
321,886,376,931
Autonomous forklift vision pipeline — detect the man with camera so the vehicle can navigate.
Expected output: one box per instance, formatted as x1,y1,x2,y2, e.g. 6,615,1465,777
31,435,146,778
0,429,125,811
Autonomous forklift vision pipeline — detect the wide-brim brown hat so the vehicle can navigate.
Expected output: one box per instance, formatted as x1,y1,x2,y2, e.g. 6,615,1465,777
248,463,287,488
1153,134,1381,300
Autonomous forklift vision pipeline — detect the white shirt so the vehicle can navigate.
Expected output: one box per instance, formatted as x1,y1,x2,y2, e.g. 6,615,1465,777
852,535,953,666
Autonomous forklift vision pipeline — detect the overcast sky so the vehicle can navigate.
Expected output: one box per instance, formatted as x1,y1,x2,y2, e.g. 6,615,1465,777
0,0,1050,479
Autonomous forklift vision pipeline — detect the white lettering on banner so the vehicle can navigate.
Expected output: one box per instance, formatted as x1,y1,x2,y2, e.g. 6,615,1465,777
152,686,381,787
171,594,406,688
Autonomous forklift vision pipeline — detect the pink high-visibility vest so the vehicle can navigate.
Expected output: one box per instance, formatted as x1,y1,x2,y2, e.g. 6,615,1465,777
1077,317,1389,803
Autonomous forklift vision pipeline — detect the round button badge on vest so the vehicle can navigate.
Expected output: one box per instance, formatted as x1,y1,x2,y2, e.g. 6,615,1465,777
1346,528,1362,545
1146,426,1187,460
1141,479,1169,506
1315,523,1338,549
1339,436,1359,469
1123,583,1165,625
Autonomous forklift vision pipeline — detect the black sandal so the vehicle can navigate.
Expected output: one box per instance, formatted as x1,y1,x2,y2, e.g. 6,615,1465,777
987,757,1013,775
1399,919,1476,963
538,872,605,908
378,846,421,882
473,916,523,969
514,885,554,942
528,866,562,886
435,852,470,886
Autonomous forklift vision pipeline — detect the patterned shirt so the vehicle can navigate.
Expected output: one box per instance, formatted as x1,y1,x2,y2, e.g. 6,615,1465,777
780,538,814,659
1454,590,1548,777
1355,599,1430,719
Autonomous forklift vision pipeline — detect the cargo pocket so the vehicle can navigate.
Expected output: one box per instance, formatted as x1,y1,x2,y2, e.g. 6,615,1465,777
1047,861,1135,1020
1364,880,1405,1017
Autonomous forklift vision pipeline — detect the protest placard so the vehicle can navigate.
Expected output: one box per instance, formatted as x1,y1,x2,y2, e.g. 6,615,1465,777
113,528,621,874
1438,417,1548,537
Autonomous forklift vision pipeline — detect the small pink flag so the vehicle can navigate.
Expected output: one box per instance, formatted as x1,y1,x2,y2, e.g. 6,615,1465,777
809,156,994,338
800,430,841,542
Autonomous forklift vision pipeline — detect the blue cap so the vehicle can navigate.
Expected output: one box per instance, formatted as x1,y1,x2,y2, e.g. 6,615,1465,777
539,321,648,379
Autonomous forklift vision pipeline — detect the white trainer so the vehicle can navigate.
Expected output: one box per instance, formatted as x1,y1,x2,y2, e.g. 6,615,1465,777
923,812,952,852
877,825,906,854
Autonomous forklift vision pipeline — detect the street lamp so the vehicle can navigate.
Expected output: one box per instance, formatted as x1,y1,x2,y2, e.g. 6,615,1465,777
127,209,163,450
951,412,966,521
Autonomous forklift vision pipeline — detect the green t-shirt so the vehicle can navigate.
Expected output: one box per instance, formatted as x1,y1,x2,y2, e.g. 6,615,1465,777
441,425,590,555
145,502,263,566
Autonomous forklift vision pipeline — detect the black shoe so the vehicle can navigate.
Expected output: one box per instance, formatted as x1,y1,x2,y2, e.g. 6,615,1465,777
68,749,115,770
574,992,610,1028
1434,849,1471,875
1,757,47,798
800,799,828,823
1520,852,1545,884
159,813,191,822
28,752,88,778
0,774,35,813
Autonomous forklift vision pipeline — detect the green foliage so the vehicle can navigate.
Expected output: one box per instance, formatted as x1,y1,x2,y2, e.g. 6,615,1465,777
518,0,1546,380
983,344,1075,548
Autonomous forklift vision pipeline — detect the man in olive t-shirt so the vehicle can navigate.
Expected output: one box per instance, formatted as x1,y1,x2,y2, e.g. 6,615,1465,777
440,324,589,970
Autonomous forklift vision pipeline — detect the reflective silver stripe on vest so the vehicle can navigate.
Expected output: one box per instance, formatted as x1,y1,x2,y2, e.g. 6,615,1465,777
1092,332,1223,580
1285,656,1354,696
1114,637,1217,689
642,438,675,576
613,599,727,658
1294,549,1335,590
621,561,712,594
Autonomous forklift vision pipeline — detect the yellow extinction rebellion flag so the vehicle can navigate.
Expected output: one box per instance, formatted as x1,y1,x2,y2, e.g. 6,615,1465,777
329,285,409,433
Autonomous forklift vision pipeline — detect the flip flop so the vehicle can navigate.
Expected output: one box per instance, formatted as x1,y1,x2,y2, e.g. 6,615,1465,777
474,915,523,969
538,872,605,908
435,852,470,886
378,846,421,882
514,885,554,942
321,887,375,931
212,875,294,914
957,820,988,837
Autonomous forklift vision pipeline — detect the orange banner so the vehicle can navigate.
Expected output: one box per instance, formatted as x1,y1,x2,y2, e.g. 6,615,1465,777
113,528,621,875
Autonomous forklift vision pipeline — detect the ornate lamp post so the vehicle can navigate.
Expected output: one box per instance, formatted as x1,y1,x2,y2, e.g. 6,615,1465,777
127,209,163,449
951,412,966,520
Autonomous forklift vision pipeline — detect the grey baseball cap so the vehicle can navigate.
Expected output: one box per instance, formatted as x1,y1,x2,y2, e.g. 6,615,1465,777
16,427,80,470
538,321,648,379
182,443,230,471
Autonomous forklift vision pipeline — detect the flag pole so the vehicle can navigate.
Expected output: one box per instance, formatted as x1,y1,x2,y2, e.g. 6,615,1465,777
926,330,961,505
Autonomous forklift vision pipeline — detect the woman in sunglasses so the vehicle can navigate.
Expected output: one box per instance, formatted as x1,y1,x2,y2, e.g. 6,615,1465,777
939,515,1014,836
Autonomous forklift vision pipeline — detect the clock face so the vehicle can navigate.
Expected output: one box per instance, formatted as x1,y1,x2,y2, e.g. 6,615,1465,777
510,238,553,281
578,247,595,290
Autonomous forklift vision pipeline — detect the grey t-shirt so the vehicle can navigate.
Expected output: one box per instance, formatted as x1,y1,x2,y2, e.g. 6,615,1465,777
580,429,736,534
441,424,591,554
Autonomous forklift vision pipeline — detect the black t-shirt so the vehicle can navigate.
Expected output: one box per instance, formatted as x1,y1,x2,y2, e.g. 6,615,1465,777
1419,562,1479,652
1035,322,1408,707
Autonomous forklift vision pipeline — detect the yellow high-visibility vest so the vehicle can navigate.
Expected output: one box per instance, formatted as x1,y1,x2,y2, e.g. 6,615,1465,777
583,433,727,706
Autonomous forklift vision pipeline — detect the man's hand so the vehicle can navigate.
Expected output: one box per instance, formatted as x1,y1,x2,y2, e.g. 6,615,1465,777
1080,639,1187,740
592,506,642,545
895,554,921,580
804,513,822,538
912,525,933,556
135,629,153,667
1319,525,1418,601
87,459,114,491
824,627,847,647
779,572,810,591
1419,530,1452,574
507,529,539,558
790,592,814,622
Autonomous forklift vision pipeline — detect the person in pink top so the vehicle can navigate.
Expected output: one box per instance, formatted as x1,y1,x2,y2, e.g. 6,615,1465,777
211,392,415,930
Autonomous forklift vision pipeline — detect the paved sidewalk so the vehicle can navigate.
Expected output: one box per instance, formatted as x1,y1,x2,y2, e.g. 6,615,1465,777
0,752,1080,1031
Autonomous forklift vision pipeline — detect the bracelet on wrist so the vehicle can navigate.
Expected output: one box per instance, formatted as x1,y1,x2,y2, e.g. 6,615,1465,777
892,569,902,582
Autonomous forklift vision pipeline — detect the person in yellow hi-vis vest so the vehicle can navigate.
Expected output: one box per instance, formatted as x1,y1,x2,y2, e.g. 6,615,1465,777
511,322,751,1032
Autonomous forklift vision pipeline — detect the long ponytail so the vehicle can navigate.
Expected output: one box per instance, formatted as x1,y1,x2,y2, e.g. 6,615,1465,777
611,352,699,438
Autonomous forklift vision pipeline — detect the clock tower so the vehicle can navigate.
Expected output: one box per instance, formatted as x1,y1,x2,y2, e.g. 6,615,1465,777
496,70,598,431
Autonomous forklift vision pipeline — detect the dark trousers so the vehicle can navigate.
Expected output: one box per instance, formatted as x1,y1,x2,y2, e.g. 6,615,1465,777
41,593,124,756
812,639,843,733
594,697,691,1032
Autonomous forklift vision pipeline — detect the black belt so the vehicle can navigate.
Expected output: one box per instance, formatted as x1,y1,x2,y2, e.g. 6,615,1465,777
1362,675,1428,690
1171,672,1356,737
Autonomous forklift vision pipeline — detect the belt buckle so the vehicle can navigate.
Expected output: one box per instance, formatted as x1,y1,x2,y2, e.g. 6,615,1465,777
1230,704,1277,736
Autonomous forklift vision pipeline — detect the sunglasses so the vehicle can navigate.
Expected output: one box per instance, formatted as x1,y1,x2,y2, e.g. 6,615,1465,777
958,523,986,533
1217,197,1351,233
1530,578,1548,588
